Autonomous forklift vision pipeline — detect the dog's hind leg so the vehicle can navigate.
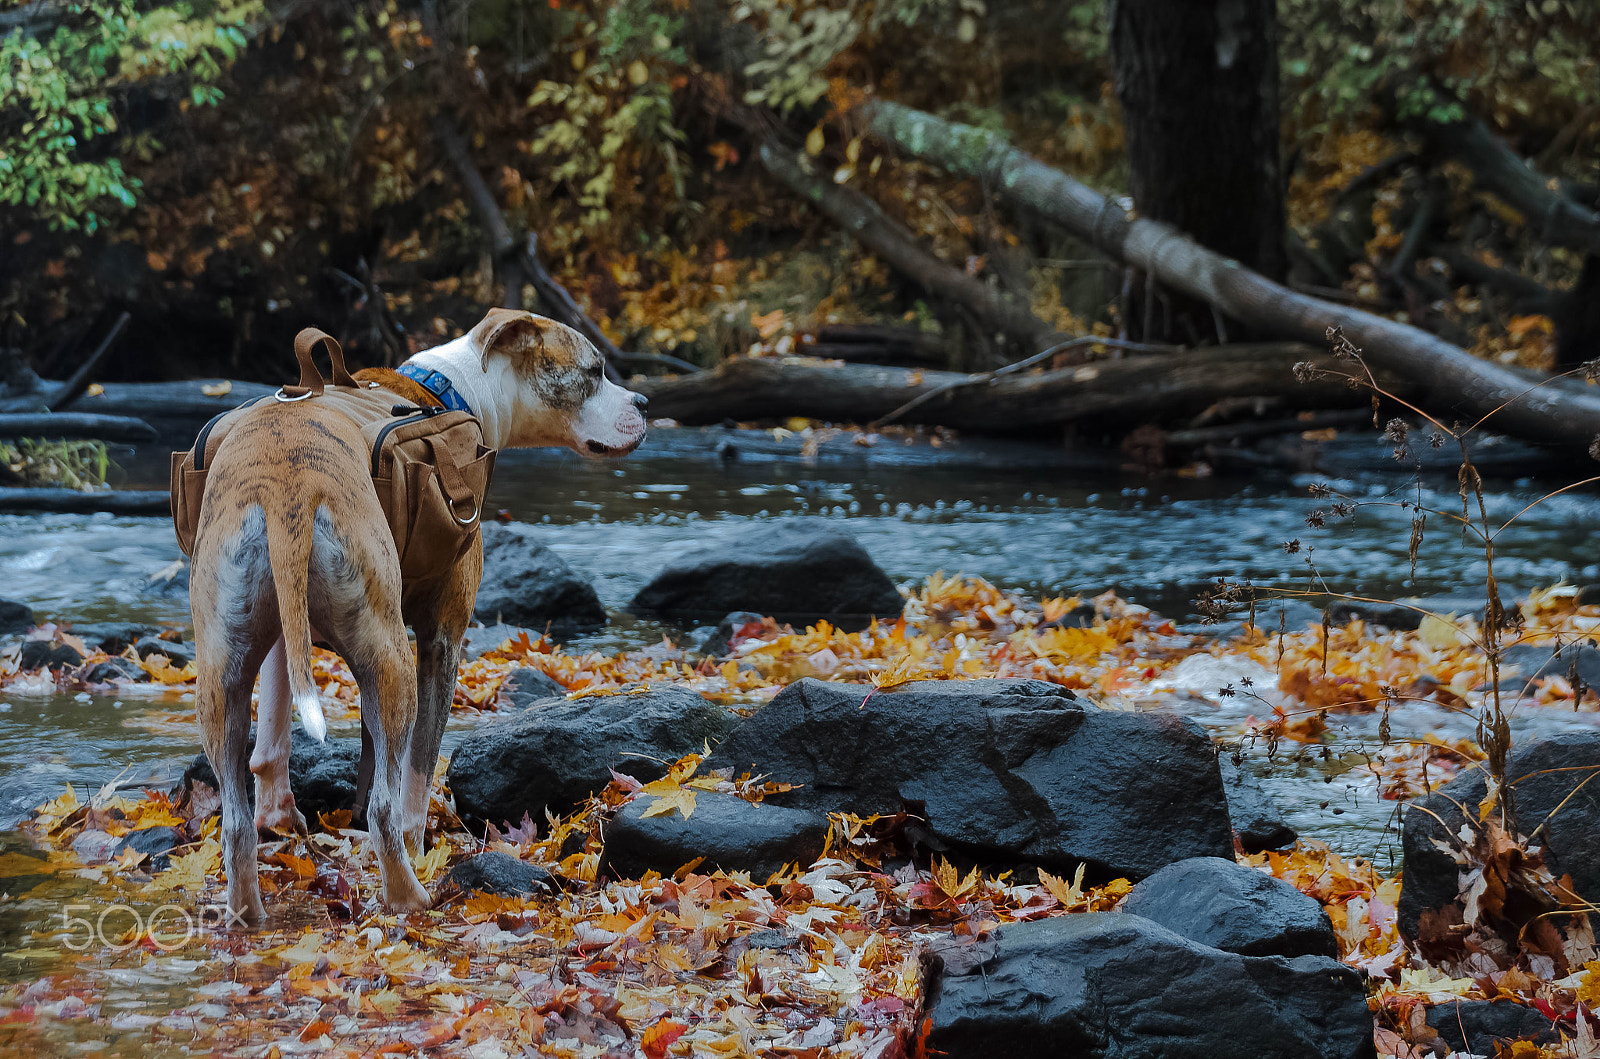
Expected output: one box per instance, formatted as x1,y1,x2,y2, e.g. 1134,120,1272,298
250,638,307,835
193,509,275,927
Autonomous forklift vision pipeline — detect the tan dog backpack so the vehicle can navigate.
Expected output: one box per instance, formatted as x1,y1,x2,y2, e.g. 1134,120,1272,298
171,328,497,579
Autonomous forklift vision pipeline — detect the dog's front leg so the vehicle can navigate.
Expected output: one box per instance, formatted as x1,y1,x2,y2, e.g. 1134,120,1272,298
250,637,308,834
402,552,480,853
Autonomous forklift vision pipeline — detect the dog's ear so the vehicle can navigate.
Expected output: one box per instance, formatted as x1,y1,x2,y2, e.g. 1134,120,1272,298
470,309,549,371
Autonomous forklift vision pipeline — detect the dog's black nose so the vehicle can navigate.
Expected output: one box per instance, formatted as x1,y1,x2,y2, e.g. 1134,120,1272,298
631,392,648,411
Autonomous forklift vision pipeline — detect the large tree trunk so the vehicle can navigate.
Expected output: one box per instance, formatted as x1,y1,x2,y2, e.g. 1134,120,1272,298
865,101,1600,451
1110,0,1285,341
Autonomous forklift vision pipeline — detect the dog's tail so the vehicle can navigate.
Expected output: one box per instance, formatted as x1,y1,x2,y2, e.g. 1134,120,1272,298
265,510,326,743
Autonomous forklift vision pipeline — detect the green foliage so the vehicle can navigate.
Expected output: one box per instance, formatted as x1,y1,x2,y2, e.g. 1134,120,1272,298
736,0,986,114
1,438,111,489
525,0,688,232
1280,0,1599,131
0,0,260,232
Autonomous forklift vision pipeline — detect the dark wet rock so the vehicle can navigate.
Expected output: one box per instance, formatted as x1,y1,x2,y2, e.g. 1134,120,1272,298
114,826,185,872
1501,641,1600,691
495,666,569,708
925,913,1375,1059
460,623,537,661
1327,601,1423,630
184,729,361,821
699,611,766,657
600,790,829,882
1424,1000,1557,1056
135,636,194,666
0,598,34,636
20,639,85,670
84,656,150,683
631,521,903,631
1220,757,1297,852
448,685,737,829
1119,857,1337,958
705,678,1233,880
67,621,159,654
475,524,606,637
443,851,554,896
1400,730,1600,940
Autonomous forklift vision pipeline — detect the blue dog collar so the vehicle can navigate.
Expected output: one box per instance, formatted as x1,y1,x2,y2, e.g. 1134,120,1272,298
396,364,474,416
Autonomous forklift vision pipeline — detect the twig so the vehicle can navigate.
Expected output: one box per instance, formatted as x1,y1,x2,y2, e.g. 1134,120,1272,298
867,335,1181,429
47,311,129,412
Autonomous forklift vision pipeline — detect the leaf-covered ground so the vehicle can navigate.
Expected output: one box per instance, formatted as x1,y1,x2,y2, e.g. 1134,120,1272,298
4,576,1600,1056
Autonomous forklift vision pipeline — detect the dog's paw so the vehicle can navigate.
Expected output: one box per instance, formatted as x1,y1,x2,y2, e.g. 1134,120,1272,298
254,803,308,837
385,876,432,914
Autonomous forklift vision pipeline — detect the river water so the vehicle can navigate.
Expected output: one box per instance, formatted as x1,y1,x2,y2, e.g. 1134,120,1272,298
1,425,1598,867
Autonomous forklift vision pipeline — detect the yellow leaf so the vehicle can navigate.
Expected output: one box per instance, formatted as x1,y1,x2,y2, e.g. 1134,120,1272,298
628,60,648,85
640,786,696,820
1478,776,1500,822
805,126,825,156
201,380,232,397
153,838,221,891
1037,863,1086,906
1417,613,1466,650
411,840,451,883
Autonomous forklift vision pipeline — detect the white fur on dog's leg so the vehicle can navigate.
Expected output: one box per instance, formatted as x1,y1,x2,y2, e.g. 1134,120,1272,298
295,691,327,743
399,761,431,855
251,638,305,834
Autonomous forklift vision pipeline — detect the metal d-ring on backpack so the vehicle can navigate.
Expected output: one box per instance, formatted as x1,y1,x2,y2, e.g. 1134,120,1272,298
170,327,497,580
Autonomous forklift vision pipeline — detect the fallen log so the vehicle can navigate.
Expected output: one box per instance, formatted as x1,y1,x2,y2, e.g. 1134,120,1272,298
0,489,170,515
0,414,158,443
864,100,1600,449
634,344,1403,432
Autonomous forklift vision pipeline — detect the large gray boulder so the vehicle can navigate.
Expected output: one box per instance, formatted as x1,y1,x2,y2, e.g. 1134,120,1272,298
447,685,737,828
926,914,1374,1059
1118,856,1337,958
600,790,829,882
704,678,1234,880
631,521,903,630
475,523,606,636
1399,730,1600,940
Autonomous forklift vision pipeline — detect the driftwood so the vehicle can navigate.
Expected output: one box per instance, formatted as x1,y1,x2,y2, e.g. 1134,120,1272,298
0,489,170,515
864,100,1600,449
635,343,1400,432
0,414,157,443
758,143,1061,352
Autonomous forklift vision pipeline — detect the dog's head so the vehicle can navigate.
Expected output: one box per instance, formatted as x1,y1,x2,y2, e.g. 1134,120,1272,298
470,309,647,457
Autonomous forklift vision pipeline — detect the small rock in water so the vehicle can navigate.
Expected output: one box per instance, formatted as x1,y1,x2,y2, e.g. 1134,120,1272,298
0,598,35,636
20,639,85,670
442,851,554,897
135,636,195,666
85,657,150,683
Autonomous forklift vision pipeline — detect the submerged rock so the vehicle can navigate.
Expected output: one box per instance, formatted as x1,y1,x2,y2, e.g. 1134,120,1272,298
1219,757,1297,852
475,523,607,637
925,914,1374,1059
631,521,903,630
447,686,736,829
705,678,1233,880
1118,856,1337,958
